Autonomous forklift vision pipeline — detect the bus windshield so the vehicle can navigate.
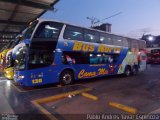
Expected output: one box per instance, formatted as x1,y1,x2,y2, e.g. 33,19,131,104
28,48,54,69
27,21,63,70
23,20,38,39
14,45,27,70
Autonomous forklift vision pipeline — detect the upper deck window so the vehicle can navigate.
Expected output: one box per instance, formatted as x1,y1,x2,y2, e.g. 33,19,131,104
84,30,100,43
34,22,63,39
64,25,83,41
122,37,129,47
100,33,112,45
112,35,123,46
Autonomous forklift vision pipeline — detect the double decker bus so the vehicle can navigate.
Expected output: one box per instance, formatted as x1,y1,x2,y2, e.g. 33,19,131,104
4,35,23,79
0,41,14,72
12,19,146,87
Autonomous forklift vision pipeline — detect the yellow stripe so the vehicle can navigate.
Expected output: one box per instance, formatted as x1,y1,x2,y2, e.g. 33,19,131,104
32,88,92,120
81,92,98,101
32,101,58,120
36,88,92,104
109,102,138,114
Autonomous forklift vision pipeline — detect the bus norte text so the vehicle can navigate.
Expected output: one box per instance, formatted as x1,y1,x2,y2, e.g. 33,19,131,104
72,41,121,53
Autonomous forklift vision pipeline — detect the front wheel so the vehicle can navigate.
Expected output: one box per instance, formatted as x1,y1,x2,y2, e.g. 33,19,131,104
60,70,74,85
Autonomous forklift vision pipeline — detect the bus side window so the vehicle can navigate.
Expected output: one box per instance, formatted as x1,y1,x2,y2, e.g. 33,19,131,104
122,38,129,47
90,53,105,64
63,25,83,41
62,52,89,64
112,35,123,46
100,33,112,45
103,54,119,64
84,30,100,43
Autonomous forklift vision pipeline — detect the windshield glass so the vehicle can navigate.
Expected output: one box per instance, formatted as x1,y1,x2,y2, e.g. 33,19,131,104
28,41,56,70
23,20,38,39
28,48,54,69
33,21,63,40
14,45,27,70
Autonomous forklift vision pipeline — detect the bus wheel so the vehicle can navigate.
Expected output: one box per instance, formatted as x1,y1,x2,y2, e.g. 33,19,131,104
60,70,74,85
124,66,131,76
132,66,138,75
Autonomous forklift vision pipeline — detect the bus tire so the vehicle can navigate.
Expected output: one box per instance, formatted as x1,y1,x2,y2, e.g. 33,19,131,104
124,66,131,77
60,70,74,85
132,65,138,75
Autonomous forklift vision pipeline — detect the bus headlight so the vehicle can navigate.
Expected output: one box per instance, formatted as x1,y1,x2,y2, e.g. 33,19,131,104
18,75,25,79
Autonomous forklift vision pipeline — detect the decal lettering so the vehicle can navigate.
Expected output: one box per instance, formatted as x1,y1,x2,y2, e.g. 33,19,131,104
32,79,42,84
78,69,97,78
72,41,83,51
98,68,108,75
73,41,95,52
78,68,108,79
73,41,121,53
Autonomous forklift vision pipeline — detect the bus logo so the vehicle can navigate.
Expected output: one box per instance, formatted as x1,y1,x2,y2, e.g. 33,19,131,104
72,41,121,53
78,68,108,79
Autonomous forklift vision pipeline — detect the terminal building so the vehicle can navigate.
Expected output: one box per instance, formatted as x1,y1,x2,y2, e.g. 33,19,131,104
0,0,59,49
141,34,160,48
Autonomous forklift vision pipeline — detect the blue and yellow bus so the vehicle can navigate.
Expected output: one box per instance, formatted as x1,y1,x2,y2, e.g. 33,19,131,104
4,35,23,80
0,41,14,72
12,19,146,86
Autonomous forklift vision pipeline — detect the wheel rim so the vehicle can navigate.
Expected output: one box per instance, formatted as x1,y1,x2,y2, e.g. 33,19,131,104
126,69,130,76
63,74,72,84
133,67,138,74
